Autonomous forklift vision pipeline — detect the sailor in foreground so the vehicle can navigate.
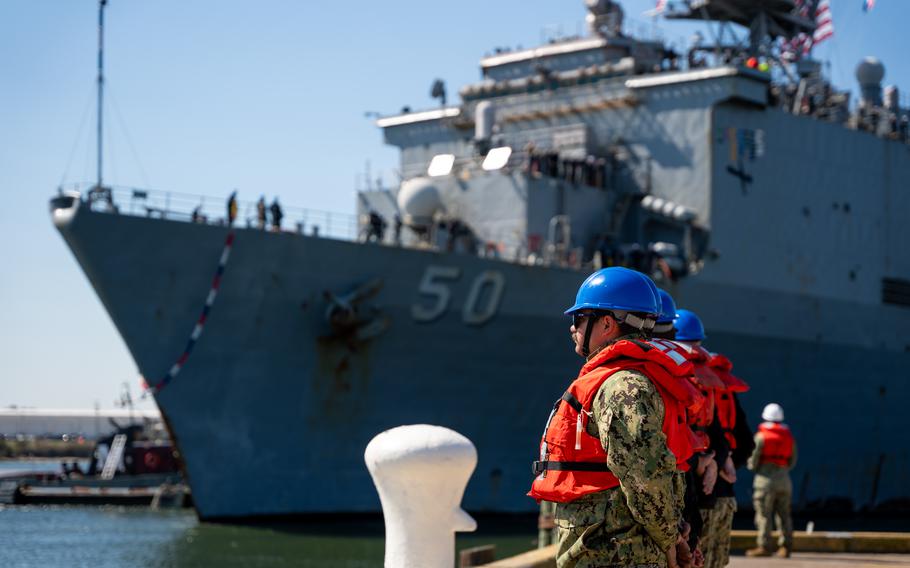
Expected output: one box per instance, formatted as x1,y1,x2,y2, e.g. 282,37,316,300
746,403,797,558
529,267,698,568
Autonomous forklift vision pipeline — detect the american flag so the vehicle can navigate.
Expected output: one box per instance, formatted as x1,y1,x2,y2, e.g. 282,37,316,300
814,0,835,43
644,0,668,17
787,0,835,55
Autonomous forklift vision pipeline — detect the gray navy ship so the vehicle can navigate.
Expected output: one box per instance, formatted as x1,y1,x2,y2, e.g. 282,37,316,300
51,0,910,521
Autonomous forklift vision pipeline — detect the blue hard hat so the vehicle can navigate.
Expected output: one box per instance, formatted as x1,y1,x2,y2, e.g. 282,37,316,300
674,308,706,341
657,289,677,324
565,267,661,316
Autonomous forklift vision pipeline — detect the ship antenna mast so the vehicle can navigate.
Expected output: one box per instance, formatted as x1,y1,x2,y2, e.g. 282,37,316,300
96,0,107,191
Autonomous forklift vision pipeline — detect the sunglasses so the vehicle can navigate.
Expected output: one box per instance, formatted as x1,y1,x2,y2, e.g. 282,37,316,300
572,312,599,328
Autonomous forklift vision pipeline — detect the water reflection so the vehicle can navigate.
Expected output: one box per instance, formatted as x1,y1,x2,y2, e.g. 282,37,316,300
1,506,535,567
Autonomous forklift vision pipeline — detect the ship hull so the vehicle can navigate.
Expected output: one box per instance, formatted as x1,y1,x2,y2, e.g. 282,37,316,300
54,204,910,520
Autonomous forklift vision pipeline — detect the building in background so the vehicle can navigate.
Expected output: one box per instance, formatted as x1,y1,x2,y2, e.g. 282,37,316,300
0,408,162,439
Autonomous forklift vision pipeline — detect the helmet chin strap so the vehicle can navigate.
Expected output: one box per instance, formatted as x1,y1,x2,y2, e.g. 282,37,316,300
581,316,597,358
582,311,657,357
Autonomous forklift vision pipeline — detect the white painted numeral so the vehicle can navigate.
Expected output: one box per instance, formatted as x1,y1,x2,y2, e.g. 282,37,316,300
462,270,505,326
411,265,461,322
412,266,506,325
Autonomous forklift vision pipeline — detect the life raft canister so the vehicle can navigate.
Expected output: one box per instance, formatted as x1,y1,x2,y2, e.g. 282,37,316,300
528,338,699,504
709,353,749,449
757,422,794,467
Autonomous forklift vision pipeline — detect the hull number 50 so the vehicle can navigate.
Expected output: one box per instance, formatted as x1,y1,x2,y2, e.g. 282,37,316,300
411,265,505,325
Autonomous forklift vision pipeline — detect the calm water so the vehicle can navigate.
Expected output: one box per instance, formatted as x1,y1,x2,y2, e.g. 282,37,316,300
0,459,86,475
0,461,536,567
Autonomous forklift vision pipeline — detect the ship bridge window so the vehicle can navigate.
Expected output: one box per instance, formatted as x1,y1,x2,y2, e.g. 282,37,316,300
428,154,455,177
482,146,512,171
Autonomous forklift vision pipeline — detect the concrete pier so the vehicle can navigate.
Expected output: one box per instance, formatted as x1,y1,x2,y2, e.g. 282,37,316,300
484,531,910,567
485,549,910,568
730,553,910,567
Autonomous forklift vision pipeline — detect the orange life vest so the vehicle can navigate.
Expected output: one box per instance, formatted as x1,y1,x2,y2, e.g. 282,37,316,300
708,353,749,449
757,422,794,467
673,342,725,452
528,338,700,504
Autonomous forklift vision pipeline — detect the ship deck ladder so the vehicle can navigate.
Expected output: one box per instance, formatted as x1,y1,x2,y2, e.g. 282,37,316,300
100,434,127,480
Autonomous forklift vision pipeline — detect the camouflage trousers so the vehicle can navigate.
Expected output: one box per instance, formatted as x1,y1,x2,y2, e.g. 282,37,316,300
555,493,667,568
553,520,664,568
699,497,737,568
754,487,793,551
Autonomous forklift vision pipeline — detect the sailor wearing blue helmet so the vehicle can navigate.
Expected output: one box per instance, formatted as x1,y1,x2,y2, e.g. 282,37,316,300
564,266,662,358
530,267,694,568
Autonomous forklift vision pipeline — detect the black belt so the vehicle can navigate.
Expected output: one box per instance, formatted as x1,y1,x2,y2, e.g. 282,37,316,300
560,392,583,413
532,460,612,476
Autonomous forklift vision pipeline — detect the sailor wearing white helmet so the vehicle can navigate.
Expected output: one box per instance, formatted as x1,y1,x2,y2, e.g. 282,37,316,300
746,403,798,558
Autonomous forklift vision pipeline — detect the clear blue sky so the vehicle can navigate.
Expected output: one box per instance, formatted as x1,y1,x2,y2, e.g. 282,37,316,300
0,0,905,410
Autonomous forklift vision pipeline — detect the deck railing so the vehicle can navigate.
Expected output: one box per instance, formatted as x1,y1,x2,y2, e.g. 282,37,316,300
59,183,359,241
56,182,583,269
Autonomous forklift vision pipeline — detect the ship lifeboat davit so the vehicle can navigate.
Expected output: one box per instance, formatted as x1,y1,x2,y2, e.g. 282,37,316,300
397,177,443,227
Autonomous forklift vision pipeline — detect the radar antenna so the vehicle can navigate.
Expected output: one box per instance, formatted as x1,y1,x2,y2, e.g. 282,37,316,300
585,0,625,38
96,0,107,192
89,0,113,208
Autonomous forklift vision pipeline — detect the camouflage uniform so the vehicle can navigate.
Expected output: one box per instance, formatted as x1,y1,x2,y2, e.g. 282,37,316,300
699,496,737,568
747,431,798,552
555,370,681,568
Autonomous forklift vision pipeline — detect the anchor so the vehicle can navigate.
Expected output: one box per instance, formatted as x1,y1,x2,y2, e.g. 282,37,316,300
323,278,390,342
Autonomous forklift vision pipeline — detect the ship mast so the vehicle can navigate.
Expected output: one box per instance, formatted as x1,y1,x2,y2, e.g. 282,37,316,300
96,0,107,191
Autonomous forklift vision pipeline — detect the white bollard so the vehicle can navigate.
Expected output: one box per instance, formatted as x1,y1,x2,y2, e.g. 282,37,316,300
365,424,478,568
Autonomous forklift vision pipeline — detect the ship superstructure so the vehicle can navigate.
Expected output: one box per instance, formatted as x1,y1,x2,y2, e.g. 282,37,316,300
52,0,910,520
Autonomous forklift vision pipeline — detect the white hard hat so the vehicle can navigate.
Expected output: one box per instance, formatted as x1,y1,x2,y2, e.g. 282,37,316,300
762,403,784,423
